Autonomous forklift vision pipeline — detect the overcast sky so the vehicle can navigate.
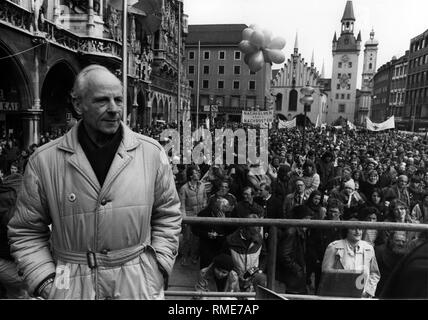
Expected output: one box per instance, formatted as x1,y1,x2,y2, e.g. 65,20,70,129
183,0,428,89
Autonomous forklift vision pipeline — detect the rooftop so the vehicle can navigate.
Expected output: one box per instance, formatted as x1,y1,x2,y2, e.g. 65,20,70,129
186,24,248,46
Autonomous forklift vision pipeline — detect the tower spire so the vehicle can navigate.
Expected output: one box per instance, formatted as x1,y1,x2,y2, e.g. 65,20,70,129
341,0,356,22
311,50,314,67
321,60,325,78
294,32,298,54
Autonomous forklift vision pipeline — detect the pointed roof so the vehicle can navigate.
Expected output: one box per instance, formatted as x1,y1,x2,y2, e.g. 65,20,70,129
311,50,314,65
321,60,325,78
333,32,337,42
341,1,356,22
357,30,362,41
294,32,298,50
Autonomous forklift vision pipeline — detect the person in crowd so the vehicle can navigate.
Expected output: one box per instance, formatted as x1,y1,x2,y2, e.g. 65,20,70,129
358,206,381,246
304,190,327,220
179,165,208,266
411,192,428,224
300,160,320,197
359,169,381,200
374,231,408,296
194,253,240,298
329,179,366,219
283,178,309,219
192,197,235,269
254,182,283,219
208,179,237,211
321,217,381,298
232,186,264,219
316,151,335,193
271,165,291,203
365,188,389,221
276,205,313,294
267,156,281,183
381,200,418,244
224,213,267,292
7,65,182,300
384,175,412,208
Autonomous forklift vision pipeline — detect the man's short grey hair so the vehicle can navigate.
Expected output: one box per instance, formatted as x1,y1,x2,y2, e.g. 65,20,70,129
70,64,120,100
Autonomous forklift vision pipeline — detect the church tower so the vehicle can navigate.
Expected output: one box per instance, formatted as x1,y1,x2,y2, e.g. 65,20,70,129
329,0,361,124
361,29,379,91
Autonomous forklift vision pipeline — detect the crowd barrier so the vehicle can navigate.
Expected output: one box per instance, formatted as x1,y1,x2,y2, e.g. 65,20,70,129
167,217,428,300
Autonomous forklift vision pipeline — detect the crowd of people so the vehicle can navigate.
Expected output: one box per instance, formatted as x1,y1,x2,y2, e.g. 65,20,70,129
1,117,428,299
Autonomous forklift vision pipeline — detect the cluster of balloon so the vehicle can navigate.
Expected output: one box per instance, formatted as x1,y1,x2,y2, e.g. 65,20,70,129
238,25,286,73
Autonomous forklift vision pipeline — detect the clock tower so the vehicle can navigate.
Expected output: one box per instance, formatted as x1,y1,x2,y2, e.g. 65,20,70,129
329,0,361,124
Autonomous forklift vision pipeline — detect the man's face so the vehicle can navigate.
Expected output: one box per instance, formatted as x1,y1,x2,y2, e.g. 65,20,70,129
368,172,379,184
217,182,229,196
214,267,230,280
295,181,305,194
394,205,407,221
328,207,341,220
390,233,407,255
242,189,253,203
75,71,123,138
191,169,201,181
398,176,408,188
347,228,362,242
10,165,18,174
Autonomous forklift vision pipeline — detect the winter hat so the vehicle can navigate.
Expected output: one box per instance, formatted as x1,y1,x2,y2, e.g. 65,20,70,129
213,254,234,272
343,179,356,191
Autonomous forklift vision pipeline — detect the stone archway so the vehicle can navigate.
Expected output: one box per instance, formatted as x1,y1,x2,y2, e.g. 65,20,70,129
152,96,158,122
165,99,170,122
158,98,164,120
0,40,32,145
41,61,76,134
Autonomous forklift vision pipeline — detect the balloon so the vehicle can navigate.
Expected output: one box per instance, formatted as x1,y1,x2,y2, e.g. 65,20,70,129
238,40,258,55
262,29,273,48
242,28,254,41
268,37,286,50
249,30,265,48
249,24,261,31
244,53,251,65
262,50,271,63
248,51,265,72
265,48,286,64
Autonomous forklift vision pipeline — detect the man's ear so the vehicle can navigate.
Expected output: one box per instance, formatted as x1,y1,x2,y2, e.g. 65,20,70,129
72,97,83,116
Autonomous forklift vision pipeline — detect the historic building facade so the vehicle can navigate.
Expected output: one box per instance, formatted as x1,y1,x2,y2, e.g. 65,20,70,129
271,34,325,125
355,30,378,125
329,0,361,124
0,0,190,148
405,29,428,132
390,53,408,130
184,24,269,124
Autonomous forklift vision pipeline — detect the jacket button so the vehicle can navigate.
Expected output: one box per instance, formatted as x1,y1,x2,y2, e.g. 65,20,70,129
172,249,177,256
100,199,107,206
101,249,109,255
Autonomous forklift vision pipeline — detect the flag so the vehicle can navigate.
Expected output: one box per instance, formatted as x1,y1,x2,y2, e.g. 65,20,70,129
278,118,296,129
347,120,356,130
366,116,395,131
315,114,320,128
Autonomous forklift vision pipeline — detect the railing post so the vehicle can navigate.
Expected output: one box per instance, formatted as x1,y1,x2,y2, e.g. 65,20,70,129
266,225,278,290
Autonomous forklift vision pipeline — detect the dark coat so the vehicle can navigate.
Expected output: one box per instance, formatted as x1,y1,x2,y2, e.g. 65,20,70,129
380,240,428,299
276,227,308,294
254,195,284,219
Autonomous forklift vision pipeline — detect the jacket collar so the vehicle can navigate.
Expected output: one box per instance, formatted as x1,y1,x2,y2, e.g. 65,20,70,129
57,120,140,154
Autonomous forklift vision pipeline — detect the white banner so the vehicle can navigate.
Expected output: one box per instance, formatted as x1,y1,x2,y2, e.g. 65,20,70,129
347,120,356,130
366,116,395,131
278,118,296,129
242,110,274,124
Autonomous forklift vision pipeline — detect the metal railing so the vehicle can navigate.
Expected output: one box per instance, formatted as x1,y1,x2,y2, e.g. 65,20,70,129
167,216,428,299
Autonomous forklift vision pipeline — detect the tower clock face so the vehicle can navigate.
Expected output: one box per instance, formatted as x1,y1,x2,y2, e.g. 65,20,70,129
341,55,349,63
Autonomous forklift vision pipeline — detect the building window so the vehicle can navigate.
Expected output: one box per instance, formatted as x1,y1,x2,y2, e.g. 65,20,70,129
341,94,345,99
188,65,195,74
289,89,297,111
203,51,210,60
189,80,194,88
250,70,256,75
336,84,340,90
369,63,372,69
233,81,240,89
338,73,341,79
217,80,224,89
234,51,241,60
347,94,350,100
202,80,209,89
188,51,195,60
218,51,225,60
348,62,352,68
336,93,339,99
249,81,256,90
218,65,225,74
339,104,346,113
276,93,283,111
234,66,241,75
347,84,351,90
348,73,351,78
203,66,209,74
338,62,342,68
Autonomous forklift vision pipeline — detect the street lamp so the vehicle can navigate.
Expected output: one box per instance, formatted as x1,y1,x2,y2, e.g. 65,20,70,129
299,83,314,150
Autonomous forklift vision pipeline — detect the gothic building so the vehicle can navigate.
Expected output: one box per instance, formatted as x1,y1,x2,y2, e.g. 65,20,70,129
0,0,190,148
271,34,326,125
329,0,361,124
355,30,379,124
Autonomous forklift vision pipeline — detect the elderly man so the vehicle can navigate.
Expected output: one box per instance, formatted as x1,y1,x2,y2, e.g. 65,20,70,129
8,65,181,300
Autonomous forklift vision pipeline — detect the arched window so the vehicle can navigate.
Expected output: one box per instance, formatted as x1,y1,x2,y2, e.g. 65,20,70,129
276,93,283,111
369,63,373,69
289,90,297,111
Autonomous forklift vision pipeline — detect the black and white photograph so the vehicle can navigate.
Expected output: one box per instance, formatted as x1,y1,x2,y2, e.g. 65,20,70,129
0,0,428,307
